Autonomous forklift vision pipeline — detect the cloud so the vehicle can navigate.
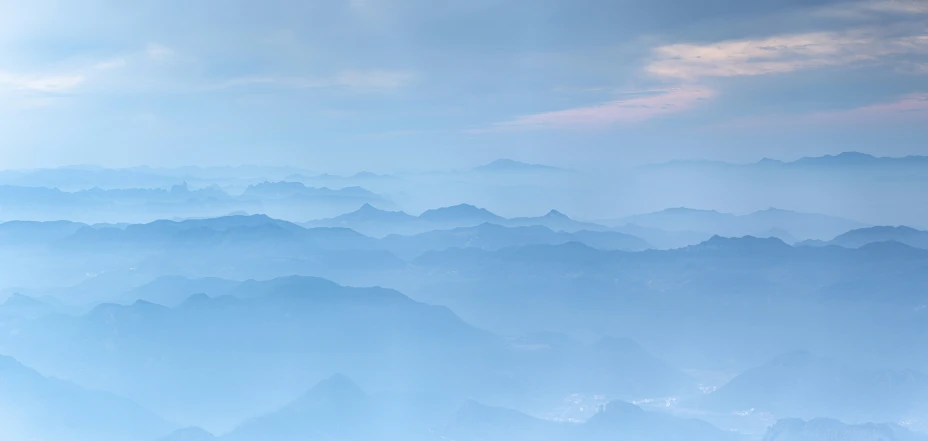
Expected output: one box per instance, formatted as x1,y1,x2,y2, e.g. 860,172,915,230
479,86,716,131
0,53,129,95
816,0,928,18
213,70,415,91
335,70,415,89
713,92,928,130
0,71,85,92
146,43,175,61
647,28,928,80
93,59,128,70
815,92,928,122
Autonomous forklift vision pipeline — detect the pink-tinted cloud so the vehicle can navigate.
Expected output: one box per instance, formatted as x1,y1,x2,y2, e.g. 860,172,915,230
648,29,928,80
480,86,715,131
713,92,928,130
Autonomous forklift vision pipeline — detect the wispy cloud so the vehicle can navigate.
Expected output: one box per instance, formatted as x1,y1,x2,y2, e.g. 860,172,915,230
647,29,928,80
335,70,415,89
146,43,175,61
213,70,415,91
478,86,715,131
816,0,928,18
0,71,85,92
0,58,128,93
712,92,928,130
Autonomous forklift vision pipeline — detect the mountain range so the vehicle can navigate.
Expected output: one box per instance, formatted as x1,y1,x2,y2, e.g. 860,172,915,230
472,159,573,174
650,152,928,170
616,207,867,242
305,203,609,237
0,182,388,224
0,275,696,433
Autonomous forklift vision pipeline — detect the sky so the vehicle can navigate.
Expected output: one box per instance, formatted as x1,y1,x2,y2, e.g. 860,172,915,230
1,0,928,172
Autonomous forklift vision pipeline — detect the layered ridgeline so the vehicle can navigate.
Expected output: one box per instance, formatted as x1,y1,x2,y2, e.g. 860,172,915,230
0,181,388,224
222,375,740,441
4,213,928,370
0,212,647,292
306,203,611,237
0,276,699,434
405,236,928,374
611,207,867,244
4,273,927,439
638,152,928,227
310,203,872,246
799,226,928,250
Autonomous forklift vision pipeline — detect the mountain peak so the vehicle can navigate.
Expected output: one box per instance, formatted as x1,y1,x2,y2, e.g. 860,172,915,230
419,204,502,222
3,293,47,308
757,157,785,165
544,209,569,219
473,159,567,173
287,374,367,411
691,235,793,254
794,151,878,166
0,354,26,371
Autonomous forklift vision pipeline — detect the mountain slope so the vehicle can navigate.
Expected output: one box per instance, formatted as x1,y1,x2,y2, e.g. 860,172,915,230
692,351,928,422
0,355,173,441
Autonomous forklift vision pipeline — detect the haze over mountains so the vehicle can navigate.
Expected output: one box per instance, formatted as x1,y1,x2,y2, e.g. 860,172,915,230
2,153,927,226
1,153,926,441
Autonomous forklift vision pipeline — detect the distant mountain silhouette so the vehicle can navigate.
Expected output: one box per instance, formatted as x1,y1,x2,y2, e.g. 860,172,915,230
223,374,446,441
473,159,571,173
0,277,508,428
0,220,87,244
307,204,610,237
683,235,795,257
504,209,610,232
418,203,504,224
763,418,928,441
382,223,648,258
649,152,928,169
0,293,56,321
119,276,240,307
333,203,417,223
242,181,381,201
789,152,928,167
618,207,866,241
819,226,928,249
0,180,389,224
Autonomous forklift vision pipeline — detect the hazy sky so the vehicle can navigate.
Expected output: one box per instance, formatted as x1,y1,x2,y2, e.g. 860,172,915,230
1,0,928,172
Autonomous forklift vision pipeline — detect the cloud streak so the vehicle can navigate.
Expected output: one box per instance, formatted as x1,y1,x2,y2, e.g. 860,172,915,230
647,28,928,80
712,92,928,130
479,86,715,131
213,70,416,91
0,71,85,92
